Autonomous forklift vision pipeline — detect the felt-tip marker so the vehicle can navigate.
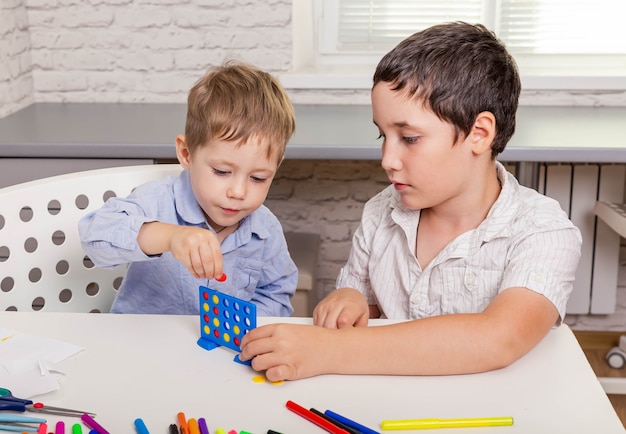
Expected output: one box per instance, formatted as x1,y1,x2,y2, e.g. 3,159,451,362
324,409,379,434
134,418,150,434
177,412,189,434
187,418,200,434
310,408,360,434
80,413,110,434
197,418,209,434
380,416,514,430
286,400,349,434
169,424,178,434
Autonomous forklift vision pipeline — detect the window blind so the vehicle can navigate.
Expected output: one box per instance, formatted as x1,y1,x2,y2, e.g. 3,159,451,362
336,0,483,51
332,0,626,55
498,0,626,54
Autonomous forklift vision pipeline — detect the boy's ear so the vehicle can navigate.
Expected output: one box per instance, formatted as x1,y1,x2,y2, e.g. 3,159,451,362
175,135,191,169
470,111,496,156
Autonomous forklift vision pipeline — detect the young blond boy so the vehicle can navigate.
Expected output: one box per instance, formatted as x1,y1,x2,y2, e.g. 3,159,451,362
240,22,582,380
79,61,298,316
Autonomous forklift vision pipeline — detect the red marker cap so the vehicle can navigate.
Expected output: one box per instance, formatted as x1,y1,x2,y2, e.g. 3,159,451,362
216,273,227,282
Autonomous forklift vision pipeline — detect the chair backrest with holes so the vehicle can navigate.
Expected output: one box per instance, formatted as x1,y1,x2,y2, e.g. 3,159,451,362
0,164,183,313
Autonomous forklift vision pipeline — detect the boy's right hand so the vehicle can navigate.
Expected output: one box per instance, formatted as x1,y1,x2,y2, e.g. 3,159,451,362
313,287,369,329
168,226,224,279
138,222,223,280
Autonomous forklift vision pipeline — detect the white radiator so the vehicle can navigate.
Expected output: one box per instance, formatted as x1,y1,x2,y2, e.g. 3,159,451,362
533,163,626,314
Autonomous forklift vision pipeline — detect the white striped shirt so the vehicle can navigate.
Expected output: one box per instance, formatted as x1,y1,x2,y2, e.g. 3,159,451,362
336,162,582,322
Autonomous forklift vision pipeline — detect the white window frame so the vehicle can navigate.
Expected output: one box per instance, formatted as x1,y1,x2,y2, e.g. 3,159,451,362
282,0,626,91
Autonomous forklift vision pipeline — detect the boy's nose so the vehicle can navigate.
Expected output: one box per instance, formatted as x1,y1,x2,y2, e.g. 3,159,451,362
227,179,246,199
381,142,402,172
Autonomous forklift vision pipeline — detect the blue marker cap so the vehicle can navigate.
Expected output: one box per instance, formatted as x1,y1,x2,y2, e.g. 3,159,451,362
134,418,150,434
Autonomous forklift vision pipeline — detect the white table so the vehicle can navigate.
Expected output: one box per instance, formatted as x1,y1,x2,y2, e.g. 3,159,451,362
0,312,623,434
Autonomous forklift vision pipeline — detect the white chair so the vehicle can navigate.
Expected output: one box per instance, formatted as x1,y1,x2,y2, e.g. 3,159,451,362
0,164,183,313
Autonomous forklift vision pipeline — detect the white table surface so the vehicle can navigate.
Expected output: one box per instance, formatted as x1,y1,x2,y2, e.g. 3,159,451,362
0,312,623,434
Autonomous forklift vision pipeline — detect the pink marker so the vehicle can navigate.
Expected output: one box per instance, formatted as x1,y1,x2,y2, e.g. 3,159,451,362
37,423,48,434
56,421,65,434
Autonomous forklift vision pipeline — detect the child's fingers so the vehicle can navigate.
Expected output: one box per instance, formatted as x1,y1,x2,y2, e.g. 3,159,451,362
188,247,208,278
239,325,278,360
246,344,295,381
202,233,224,279
264,364,293,382
314,306,343,329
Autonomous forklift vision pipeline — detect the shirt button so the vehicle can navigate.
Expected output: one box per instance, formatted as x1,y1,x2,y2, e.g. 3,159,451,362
531,272,545,284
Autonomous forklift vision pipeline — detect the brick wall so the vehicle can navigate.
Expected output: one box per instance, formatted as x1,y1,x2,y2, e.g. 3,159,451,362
0,0,34,118
24,0,291,104
1,0,625,329
265,159,389,298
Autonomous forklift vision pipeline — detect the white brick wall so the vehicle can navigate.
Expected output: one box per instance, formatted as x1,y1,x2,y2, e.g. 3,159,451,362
0,0,34,118
1,0,625,328
265,160,389,296
19,0,292,103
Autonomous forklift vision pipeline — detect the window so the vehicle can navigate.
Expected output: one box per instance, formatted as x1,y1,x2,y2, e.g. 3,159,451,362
287,0,626,90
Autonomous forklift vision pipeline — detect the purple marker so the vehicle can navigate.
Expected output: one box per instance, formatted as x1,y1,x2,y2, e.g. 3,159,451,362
81,413,110,434
198,418,210,434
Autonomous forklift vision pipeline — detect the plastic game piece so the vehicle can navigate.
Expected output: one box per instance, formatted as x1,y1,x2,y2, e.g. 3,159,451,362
216,273,227,282
197,286,256,365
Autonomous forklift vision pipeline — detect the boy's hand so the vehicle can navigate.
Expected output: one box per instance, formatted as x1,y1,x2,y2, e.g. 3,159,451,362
168,226,224,279
239,323,334,381
313,287,369,329
137,222,224,279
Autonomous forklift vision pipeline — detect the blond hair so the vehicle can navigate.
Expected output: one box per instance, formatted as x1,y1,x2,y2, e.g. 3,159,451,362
185,61,295,161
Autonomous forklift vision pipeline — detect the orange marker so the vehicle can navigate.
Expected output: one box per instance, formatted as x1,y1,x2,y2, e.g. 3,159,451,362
177,412,189,434
187,418,200,434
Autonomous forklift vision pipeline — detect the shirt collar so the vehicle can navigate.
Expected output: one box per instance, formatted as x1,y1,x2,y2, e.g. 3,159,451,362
389,161,519,243
173,170,206,226
476,161,519,242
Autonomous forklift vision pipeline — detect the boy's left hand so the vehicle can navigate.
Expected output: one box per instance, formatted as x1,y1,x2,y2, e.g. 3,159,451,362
239,323,334,381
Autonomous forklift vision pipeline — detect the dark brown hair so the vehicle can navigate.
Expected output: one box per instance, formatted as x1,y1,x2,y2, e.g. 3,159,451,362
373,22,521,157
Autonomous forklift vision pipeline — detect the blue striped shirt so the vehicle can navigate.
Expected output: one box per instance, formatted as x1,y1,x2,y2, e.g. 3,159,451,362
78,170,297,316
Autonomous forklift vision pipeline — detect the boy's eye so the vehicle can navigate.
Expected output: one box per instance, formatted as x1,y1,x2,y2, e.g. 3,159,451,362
376,133,385,140
404,136,419,144
212,168,229,176
251,176,268,183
